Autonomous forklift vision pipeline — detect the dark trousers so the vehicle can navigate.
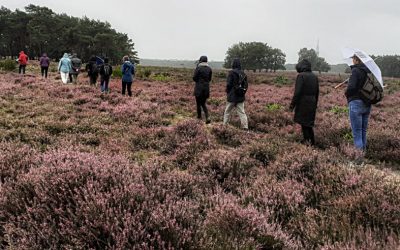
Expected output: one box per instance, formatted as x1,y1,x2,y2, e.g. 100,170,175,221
301,125,315,145
19,65,26,74
122,81,132,96
195,96,209,120
89,74,98,85
41,67,49,78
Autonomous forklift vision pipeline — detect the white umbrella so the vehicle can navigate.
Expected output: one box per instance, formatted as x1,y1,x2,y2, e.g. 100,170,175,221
342,47,384,87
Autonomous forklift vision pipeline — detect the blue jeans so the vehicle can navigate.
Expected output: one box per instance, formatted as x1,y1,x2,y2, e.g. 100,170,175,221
349,100,371,150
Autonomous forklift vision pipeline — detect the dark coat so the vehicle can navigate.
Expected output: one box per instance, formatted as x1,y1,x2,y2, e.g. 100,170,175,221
345,63,370,103
290,60,319,127
226,69,248,103
193,63,212,98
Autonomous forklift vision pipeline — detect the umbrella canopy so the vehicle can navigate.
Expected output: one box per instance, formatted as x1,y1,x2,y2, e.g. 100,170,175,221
342,47,383,87
95,56,104,66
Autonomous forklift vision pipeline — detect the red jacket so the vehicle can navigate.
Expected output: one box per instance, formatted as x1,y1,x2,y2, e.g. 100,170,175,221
18,51,28,65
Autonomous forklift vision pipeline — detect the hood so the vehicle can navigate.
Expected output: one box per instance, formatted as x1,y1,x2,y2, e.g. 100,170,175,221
199,56,208,63
296,59,312,73
350,63,371,74
19,51,25,55
63,53,69,58
124,61,133,66
232,58,241,70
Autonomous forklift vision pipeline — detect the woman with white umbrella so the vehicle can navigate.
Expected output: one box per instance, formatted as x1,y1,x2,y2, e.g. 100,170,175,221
346,54,372,152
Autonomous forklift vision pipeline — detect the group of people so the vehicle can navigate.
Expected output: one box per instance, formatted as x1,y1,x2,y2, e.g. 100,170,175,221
16,51,372,154
192,55,373,155
17,51,135,96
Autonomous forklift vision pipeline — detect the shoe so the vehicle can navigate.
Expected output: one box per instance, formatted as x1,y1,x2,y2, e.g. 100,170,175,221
206,119,211,124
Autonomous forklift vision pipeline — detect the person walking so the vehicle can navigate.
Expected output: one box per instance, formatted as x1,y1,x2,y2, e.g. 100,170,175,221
58,53,72,84
193,56,212,123
18,51,28,74
121,56,135,96
70,53,82,84
99,58,113,93
223,58,249,129
289,59,319,145
86,56,99,85
345,55,372,151
39,53,50,78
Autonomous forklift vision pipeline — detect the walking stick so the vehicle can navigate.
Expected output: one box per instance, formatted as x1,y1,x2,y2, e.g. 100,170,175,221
334,79,349,89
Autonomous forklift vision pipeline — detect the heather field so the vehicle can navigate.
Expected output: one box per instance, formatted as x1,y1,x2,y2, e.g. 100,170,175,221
0,67,400,249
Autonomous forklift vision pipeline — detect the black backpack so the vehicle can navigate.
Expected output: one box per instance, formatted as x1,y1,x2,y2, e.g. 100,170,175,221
234,71,248,97
103,64,111,77
359,73,384,105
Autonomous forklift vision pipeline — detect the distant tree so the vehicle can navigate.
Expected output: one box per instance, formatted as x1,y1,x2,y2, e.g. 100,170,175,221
298,48,330,73
224,42,286,72
374,55,400,78
269,48,286,72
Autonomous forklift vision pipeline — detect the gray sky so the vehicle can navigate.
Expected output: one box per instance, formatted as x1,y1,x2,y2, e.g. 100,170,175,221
1,0,399,63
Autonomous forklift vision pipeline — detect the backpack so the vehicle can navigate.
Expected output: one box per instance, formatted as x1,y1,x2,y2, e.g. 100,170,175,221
103,64,111,77
233,71,248,97
359,73,384,105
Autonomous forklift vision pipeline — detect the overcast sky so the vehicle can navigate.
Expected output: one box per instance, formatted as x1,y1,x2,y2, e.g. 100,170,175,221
1,0,399,63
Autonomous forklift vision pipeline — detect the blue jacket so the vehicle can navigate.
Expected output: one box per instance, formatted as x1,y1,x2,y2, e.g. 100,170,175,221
58,53,72,73
121,61,135,83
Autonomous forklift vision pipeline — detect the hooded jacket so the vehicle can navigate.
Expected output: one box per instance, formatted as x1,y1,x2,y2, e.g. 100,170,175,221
58,53,72,73
345,63,371,103
226,59,248,103
290,60,319,127
18,51,28,65
193,56,212,98
121,61,135,83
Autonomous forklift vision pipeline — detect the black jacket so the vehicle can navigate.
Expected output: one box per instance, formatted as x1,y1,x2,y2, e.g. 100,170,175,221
226,69,248,103
193,63,212,98
345,64,370,103
290,60,319,127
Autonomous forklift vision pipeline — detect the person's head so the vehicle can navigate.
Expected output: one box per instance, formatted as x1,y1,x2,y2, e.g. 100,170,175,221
104,58,109,64
123,56,130,62
296,59,312,73
232,58,242,70
20,51,24,54
42,53,47,57
352,55,362,65
72,53,77,58
199,56,208,63
63,53,69,58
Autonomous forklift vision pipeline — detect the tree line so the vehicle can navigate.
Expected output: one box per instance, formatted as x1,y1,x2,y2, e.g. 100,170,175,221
0,5,138,63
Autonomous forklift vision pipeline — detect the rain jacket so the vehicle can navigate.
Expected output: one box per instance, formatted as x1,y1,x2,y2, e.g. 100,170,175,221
18,51,28,65
290,60,319,127
226,59,248,103
121,61,135,83
345,63,371,103
70,56,82,75
58,53,72,73
193,56,212,98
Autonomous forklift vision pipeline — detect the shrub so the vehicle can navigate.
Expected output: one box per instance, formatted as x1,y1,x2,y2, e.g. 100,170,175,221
329,105,348,115
266,103,283,112
0,60,17,71
273,75,290,85
112,67,122,78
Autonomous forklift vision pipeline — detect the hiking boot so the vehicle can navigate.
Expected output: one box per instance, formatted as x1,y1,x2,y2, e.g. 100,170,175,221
206,119,211,124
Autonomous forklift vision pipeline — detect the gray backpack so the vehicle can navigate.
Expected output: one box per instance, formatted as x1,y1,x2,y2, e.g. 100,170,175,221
359,73,383,105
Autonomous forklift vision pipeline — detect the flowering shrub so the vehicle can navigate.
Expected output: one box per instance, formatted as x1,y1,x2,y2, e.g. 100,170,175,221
0,71,399,249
